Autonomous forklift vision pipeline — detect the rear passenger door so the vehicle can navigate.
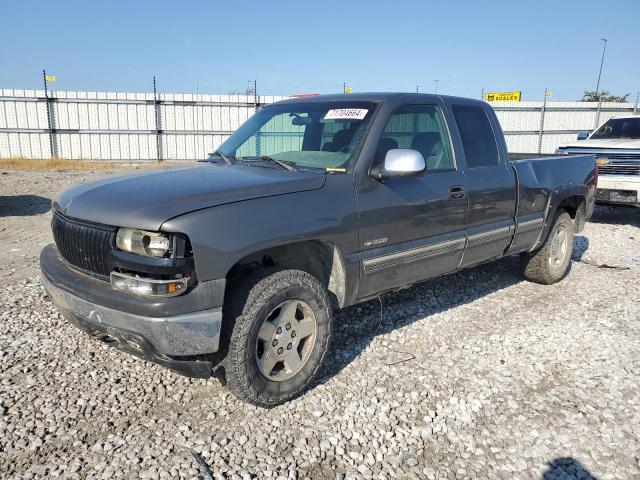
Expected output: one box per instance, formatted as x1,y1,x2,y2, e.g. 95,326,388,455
449,104,516,267
356,103,468,298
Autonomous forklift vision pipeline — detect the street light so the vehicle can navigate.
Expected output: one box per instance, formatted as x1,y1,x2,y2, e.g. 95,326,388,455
595,38,607,101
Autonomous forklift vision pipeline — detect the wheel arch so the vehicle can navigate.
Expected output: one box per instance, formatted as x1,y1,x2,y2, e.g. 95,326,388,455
224,239,348,309
537,186,589,248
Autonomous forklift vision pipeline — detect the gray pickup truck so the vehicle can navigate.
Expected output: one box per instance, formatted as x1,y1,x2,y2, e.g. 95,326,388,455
41,93,597,406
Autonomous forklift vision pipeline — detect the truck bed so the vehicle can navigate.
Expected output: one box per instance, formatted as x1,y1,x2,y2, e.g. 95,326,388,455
507,154,597,253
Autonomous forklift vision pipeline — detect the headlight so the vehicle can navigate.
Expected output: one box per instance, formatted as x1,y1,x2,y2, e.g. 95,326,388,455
116,228,171,257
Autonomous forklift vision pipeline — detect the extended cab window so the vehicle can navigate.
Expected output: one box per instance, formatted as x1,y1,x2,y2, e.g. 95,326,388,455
375,105,454,171
452,105,500,168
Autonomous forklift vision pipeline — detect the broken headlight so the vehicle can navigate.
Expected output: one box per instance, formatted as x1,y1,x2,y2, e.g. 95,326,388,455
116,228,171,258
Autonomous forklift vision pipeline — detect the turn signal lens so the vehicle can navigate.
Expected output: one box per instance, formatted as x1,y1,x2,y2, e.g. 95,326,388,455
116,228,171,257
110,272,188,297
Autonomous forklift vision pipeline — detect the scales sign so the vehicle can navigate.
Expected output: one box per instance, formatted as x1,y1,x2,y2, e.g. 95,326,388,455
484,91,521,102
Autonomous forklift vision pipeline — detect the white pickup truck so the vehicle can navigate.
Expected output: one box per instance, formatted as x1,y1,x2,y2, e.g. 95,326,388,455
557,115,640,207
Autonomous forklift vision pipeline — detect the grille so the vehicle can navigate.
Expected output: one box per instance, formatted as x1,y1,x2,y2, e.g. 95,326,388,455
599,152,640,160
597,162,640,176
52,211,117,279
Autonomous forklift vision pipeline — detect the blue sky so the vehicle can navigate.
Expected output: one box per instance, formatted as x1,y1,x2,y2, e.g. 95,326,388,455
1,0,638,101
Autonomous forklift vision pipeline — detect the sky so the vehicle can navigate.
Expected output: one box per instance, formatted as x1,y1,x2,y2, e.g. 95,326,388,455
1,0,639,102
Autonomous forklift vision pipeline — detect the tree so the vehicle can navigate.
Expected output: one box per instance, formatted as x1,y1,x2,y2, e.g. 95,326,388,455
579,91,630,102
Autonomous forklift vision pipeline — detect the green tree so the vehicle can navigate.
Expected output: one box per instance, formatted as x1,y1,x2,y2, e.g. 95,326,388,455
580,91,630,102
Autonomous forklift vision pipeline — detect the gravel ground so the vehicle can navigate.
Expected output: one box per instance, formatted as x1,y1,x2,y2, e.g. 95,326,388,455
1,169,639,479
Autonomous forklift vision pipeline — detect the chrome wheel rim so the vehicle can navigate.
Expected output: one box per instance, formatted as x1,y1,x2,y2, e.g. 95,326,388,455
548,224,569,269
255,299,317,381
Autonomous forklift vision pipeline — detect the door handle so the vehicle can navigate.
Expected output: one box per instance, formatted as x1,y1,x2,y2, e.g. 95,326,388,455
449,186,466,199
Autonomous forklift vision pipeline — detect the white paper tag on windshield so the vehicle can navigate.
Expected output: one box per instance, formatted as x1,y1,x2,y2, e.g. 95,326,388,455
324,108,368,120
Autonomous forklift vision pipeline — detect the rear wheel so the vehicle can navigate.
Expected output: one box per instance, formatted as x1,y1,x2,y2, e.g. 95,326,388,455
520,210,574,285
224,269,333,407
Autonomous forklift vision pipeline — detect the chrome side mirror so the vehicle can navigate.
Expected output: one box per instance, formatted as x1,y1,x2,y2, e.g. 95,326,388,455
577,132,589,141
371,149,426,181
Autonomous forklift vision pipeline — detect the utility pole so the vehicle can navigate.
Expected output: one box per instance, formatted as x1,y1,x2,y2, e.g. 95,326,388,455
416,85,419,93
434,80,439,94
634,91,639,115
343,82,346,94
481,88,485,101
594,38,607,129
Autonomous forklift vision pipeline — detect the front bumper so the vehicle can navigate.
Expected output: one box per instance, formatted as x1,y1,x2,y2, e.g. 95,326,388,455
596,175,640,206
40,244,225,378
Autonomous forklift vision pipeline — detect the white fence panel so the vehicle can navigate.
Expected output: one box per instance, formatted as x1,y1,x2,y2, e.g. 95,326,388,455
0,89,637,159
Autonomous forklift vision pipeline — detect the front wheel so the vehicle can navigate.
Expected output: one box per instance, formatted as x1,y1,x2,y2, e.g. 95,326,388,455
224,269,333,407
520,210,575,285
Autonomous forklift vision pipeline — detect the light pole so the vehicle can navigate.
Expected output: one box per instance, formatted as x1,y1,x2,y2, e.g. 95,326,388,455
594,38,607,101
593,38,607,129
434,80,439,94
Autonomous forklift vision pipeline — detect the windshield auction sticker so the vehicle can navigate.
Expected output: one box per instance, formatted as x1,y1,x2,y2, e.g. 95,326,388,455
324,109,368,120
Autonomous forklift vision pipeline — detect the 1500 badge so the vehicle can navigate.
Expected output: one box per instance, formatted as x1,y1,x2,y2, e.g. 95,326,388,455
364,237,388,248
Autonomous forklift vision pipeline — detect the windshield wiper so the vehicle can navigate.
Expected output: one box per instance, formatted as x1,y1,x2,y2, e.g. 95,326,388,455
211,150,234,165
240,155,297,172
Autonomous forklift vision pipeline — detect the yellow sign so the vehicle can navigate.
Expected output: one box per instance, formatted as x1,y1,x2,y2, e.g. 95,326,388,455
484,91,521,102
545,91,552,97
45,75,56,82
344,87,353,94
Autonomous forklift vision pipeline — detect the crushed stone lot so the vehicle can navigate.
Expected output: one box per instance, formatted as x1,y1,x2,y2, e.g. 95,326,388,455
1,168,639,480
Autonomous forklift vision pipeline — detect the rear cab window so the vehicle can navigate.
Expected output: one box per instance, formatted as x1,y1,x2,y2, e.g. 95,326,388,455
451,105,500,168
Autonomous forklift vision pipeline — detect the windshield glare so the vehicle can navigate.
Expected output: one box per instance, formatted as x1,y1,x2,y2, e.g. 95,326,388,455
215,101,378,170
592,117,640,139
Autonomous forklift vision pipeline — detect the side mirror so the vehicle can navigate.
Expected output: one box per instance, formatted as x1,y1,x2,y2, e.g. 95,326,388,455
577,132,589,141
371,149,426,181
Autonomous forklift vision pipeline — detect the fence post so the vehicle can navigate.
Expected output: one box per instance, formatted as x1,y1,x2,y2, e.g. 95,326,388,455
43,69,57,158
253,79,259,112
254,80,261,156
594,96,603,130
153,76,162,161
537,88,548,154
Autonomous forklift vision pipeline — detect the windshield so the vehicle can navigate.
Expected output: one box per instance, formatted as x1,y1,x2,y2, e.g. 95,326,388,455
214,101,378,170
591,117,640,139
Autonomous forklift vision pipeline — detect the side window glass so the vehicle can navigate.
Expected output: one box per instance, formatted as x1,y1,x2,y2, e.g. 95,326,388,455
375,105,454,171
451,105,500,168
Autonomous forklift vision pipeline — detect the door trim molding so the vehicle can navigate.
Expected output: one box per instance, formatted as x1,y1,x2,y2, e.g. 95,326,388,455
363,237,466,274
466,225,512,247
517,217,544,233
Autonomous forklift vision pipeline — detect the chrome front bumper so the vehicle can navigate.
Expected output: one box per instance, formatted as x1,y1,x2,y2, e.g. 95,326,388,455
596,175,640,206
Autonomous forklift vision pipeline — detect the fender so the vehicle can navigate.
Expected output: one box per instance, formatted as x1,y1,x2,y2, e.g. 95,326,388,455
160,173,360,303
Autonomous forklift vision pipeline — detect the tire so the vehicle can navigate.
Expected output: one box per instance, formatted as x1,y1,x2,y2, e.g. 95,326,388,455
520,210,575,285
224,269,333,407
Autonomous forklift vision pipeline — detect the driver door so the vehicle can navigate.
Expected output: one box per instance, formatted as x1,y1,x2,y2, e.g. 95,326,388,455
356,103,468,299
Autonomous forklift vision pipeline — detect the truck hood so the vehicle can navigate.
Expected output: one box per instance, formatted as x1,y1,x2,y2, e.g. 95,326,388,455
53,163,327,231
560,138,640,150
